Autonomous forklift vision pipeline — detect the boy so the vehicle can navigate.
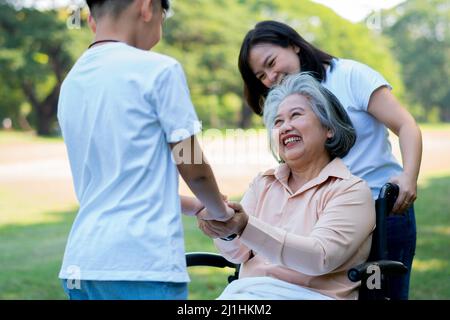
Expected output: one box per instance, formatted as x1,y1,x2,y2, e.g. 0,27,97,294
57,0,234,300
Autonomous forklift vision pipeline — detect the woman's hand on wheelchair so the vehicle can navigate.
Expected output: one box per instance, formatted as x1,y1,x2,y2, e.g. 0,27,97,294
389,172,417,213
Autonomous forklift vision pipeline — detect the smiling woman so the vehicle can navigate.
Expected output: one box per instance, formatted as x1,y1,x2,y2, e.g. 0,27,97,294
272,94,334,173
263,73,355,165
237,20,423,299
249,43,301,87
196,73,375,300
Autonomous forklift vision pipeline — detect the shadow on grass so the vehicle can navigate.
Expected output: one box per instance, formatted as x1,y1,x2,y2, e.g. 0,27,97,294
410,174,450,299
0,209,77,300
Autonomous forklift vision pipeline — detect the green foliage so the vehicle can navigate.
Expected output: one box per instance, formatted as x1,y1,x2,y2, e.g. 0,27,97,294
0,3,91,135
155,0,404,128
0,0,412,133
381,0,450,121
0,87,22,129
250,0,405,99
155,0,253,128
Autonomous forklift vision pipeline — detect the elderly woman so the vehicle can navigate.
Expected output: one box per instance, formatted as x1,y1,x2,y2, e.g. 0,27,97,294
197,73,375,300
238,21,422,300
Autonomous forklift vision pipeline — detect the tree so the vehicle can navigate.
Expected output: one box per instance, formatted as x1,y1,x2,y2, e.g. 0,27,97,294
157,0,405,128
381,0,450,121
249,0,405,98
156,0,255,128
0,0,407,132
0,3,75,135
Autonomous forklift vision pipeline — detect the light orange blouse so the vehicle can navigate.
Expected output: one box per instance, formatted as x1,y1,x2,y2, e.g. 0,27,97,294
214,158,375,300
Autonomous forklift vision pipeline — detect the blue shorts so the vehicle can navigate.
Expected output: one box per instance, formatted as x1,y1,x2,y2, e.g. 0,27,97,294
61,279,188,300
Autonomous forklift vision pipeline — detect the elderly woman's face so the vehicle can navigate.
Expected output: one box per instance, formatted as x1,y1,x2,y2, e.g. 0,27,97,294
273,94,332,164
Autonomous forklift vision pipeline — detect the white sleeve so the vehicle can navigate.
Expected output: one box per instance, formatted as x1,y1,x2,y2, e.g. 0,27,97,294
153,62,201,143
349,60,392,111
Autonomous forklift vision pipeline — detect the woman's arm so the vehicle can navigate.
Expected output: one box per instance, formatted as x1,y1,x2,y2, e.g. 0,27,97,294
367,87,422,213
217,181,376,276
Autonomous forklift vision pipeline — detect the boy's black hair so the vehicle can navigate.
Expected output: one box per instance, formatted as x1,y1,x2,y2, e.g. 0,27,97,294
86,0,170,19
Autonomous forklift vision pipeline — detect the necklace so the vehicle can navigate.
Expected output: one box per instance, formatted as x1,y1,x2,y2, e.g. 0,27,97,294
88,39,121,49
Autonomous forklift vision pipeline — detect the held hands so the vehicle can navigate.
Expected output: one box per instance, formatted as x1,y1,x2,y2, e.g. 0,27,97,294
197,202,249,239
194,194,234,222
389,172,417,213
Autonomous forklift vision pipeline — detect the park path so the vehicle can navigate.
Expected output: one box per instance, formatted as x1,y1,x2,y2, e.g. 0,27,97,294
0,128,449,207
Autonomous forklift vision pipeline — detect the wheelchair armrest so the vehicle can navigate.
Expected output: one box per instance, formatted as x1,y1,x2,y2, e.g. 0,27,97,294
186,252,237,269
348,260,408,282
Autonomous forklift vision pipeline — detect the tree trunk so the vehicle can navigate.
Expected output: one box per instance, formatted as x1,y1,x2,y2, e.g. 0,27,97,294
35,92,59,136
22,80,60,136
36,109,53,136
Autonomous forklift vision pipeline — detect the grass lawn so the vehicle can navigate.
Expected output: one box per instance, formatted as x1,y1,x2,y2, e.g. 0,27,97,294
409,173,450,299
417,123,450,131
0,195,232,299
0,129,449,299
1,174,449,300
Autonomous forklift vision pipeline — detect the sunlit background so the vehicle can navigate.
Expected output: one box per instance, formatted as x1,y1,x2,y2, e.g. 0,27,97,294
0,0,449,299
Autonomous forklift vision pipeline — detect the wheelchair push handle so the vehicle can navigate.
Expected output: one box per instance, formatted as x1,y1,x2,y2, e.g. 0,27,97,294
378,182,399,213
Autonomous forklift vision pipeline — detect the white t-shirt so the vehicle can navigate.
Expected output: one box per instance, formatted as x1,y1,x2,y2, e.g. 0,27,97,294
57,42,200,282
322,58,402,198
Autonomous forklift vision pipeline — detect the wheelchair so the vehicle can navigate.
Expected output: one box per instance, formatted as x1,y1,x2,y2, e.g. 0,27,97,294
186,183,408,300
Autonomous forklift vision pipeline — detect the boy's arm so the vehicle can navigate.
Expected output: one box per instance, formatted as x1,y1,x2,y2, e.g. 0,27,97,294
170,136,234,222
181,194,228,216
180,195,204,216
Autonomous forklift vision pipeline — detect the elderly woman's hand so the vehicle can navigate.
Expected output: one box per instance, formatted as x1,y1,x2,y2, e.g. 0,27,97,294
389,172,417,213
196,202,249,239
197,214,220,238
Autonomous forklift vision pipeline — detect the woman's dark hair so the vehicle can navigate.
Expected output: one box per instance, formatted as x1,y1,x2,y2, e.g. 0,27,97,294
238,20,335,116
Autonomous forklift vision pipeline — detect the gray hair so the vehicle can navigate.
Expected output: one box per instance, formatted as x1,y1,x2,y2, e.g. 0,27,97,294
263,72,356,162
